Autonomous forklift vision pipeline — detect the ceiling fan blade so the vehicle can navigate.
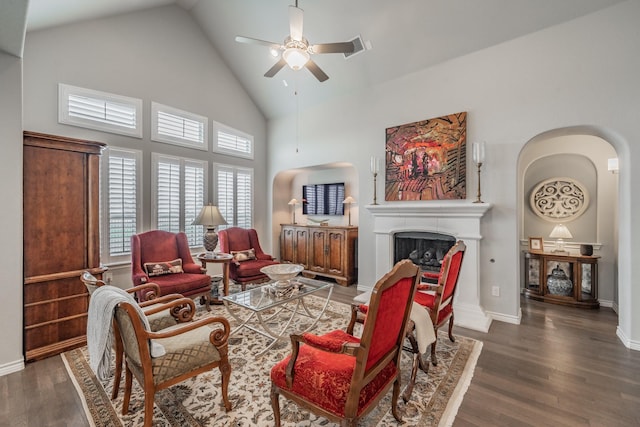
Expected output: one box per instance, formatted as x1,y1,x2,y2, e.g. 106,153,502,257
312,41,356,54
264,58,288,78
289,5,303,41
235,35,281,50
305,59,329,82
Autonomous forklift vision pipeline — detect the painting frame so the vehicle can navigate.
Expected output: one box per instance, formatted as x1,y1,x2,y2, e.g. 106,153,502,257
528,237,543,252
384,112,467,201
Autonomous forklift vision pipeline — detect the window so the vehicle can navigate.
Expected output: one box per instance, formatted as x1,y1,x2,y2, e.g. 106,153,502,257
101,147,142,264
58,83,142,138
152,154,207,247
213,121,254,159
151,102,208,150
214,164,253,229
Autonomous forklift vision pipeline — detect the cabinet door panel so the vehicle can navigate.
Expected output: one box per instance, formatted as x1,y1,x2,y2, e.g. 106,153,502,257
280,227,295,263
327,231,345,274
294,229,308,265
308,230,327,272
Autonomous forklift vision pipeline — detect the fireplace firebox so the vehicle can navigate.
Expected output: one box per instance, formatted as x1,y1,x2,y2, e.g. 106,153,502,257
394,231,455,277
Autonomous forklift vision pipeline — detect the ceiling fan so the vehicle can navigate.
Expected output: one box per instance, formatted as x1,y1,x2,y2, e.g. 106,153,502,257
235,1,355,82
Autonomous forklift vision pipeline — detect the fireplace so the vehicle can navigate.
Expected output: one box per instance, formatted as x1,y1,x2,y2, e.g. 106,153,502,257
394,231,455,276
366,201,492,332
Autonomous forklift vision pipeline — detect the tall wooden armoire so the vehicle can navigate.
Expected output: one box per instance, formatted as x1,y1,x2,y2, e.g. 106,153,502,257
23,131,106,361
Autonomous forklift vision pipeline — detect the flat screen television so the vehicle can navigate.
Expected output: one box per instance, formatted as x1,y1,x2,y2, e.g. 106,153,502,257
302,182,345,215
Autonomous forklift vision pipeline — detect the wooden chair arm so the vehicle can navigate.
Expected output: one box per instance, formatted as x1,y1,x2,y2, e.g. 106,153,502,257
141,295,196,322
416,283,442,292
129,283,161,301
146,315,231,346
346,303,366,335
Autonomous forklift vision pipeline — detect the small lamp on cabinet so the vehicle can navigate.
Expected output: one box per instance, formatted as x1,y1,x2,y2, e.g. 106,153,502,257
288,198,299,224
549,224,572,254
342,196,356,226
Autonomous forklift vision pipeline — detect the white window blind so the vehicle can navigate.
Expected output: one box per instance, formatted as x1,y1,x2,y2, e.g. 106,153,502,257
58,84,142,138
152,102,208,150
215,164,253,229
213,122,254,159
184,162,205,246
101,147,141,264
152,154,207,247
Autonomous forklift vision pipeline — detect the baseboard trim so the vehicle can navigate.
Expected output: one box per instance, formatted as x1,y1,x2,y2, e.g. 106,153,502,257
487,309,522,325
0,357,25,377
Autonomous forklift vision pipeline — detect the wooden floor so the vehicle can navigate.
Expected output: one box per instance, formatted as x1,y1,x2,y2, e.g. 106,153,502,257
2,287,639,426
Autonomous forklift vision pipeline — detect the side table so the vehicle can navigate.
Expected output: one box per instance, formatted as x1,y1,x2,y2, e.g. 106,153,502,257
197,253,233,304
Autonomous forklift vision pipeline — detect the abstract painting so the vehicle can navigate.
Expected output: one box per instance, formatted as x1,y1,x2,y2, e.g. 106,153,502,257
385,112,467,201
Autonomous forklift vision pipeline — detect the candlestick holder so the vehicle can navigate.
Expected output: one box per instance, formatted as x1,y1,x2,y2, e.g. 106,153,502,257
473,162,483,203
372,172,378,205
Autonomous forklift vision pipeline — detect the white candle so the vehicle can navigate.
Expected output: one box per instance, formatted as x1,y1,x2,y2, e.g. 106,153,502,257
472,142,485,164
370,156,379,174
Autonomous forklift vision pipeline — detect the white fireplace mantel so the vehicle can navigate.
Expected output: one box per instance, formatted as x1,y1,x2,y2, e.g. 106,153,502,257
366,200,493,333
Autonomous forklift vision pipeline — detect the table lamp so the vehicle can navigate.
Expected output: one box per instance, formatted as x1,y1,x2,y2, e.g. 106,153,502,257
550,223,572,253
192,204,227,253
288,198,299,224
343,196,356,226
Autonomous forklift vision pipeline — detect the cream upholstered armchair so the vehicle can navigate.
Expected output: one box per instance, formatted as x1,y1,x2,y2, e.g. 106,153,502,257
81,271,194,399
114,299,232,427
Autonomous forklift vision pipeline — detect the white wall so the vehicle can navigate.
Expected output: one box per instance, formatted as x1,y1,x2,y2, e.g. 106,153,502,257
21,5,268,287
0,52,25,375
267,1,640,347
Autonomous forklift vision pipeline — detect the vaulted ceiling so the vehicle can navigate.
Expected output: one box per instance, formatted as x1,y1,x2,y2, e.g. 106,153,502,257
4,0,627,119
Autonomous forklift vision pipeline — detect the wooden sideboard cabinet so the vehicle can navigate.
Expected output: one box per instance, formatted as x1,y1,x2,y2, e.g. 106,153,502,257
23,131,106,361
523,251,599,308
280,224,358,286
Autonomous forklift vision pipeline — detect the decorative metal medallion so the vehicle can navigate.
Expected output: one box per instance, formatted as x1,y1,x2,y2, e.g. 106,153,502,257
530,177,589,222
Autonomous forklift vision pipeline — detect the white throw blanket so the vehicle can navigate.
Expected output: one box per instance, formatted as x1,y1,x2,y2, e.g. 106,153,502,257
86,285,165,381
353,292,436,354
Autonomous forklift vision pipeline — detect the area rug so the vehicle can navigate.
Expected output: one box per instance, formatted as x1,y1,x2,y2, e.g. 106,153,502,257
62,296,482,427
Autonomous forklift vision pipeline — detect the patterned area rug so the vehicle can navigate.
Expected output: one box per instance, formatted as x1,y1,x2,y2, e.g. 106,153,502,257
63,295,482,426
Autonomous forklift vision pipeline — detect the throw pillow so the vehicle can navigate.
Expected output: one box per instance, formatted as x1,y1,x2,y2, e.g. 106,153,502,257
231,248,257,262
144,258,184,277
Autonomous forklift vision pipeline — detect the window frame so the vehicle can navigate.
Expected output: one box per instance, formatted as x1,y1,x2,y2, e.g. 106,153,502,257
151,153,208,248
58,83,143,138
151,102,208,151
213,163,254,230
101,146,143,265
212,121,254,159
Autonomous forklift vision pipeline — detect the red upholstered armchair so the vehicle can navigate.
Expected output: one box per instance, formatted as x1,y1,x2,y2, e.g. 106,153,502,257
270,259,420,426
131,230,212,310
218,227,278,287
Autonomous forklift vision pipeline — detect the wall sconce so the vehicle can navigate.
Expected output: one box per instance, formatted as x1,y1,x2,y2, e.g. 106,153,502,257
288,198,299,224
343,196,356,226
370,156,380,205
550,223,572,253
608,158,619,174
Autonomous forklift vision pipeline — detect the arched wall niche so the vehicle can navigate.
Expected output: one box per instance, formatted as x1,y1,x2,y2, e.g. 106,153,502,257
518,129,619,309
271,162,358,259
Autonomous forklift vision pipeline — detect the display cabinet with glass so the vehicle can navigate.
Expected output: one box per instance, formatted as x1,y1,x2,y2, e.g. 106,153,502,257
523,251,599,308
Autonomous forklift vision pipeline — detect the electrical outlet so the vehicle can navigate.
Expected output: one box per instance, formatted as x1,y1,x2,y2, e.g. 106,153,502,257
491,286,500,297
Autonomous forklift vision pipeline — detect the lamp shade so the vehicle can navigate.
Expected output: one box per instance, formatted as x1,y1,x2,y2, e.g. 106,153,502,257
191,204,227,227
549,224,573,239
343,196,356,204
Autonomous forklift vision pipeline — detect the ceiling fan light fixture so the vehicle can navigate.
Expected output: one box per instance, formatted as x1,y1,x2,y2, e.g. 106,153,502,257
283,47,309,70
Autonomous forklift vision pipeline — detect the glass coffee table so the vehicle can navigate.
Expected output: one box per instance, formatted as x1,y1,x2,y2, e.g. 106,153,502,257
222,277,334,356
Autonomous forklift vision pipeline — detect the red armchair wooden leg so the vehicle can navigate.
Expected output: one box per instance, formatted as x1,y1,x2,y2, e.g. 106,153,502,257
270,386,282,427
